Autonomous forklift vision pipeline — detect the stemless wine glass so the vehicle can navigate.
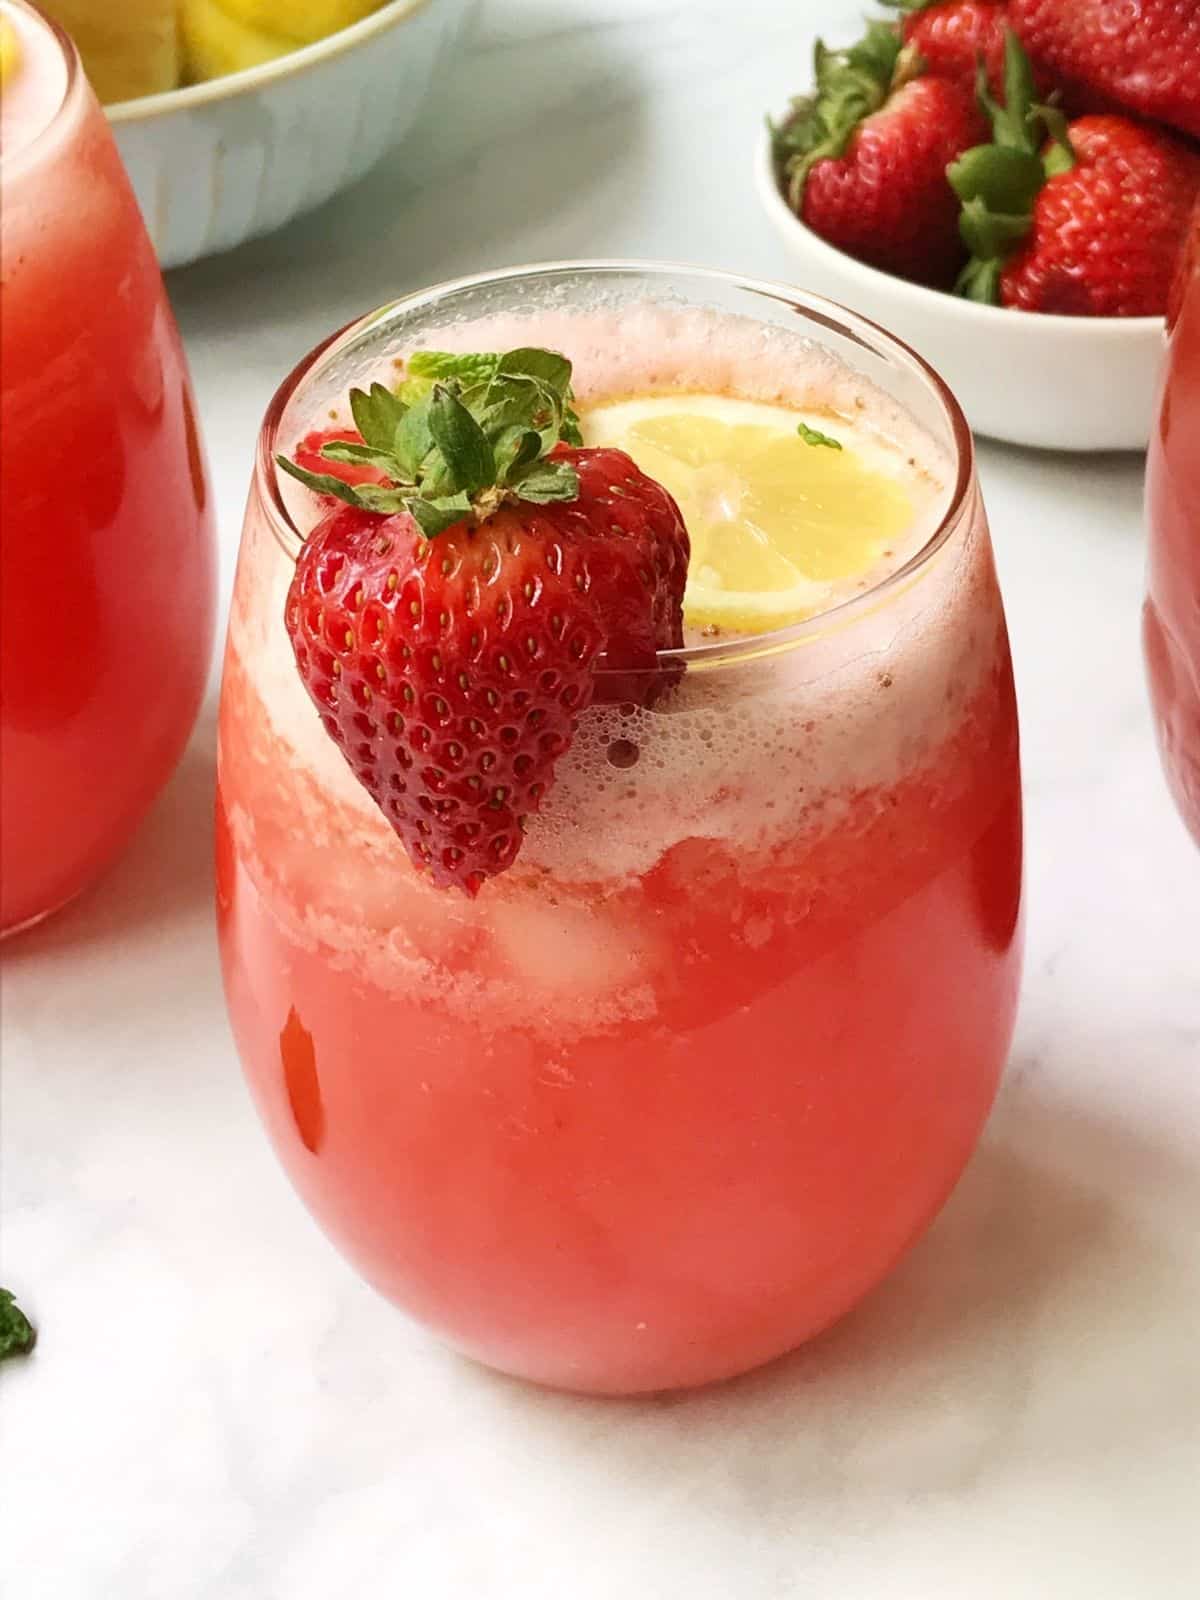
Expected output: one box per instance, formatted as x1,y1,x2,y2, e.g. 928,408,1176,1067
217,263,1024,1394
0,0,215,934
1144,207,1200,848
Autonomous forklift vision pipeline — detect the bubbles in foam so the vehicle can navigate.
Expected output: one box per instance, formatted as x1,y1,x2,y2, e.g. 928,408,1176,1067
243,299,993,897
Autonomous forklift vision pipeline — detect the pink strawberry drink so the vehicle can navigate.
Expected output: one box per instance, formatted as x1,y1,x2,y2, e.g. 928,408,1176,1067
217,265,1023,1394
0,0,215,934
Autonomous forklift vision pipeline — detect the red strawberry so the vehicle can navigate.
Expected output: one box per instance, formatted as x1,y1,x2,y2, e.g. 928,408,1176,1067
279,351,689,895
949,32,1200,315
774,21,987,287
901,1,1011,98
1002,117,1200,316
1009,0,1200,140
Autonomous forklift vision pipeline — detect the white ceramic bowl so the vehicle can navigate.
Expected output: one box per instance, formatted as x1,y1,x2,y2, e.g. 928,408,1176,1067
108,0,469,270
754,125,1165,452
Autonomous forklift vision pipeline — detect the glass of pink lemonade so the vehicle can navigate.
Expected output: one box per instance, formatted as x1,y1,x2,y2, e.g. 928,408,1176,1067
1144,207,1200,847
0,0,215,934
217,263,1023,1394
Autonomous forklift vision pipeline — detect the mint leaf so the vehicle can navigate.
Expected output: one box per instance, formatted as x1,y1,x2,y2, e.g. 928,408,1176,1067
349,383,407,453
0,1288,36,1361
797,422,843,449
406,350,501,384
396,353,500,409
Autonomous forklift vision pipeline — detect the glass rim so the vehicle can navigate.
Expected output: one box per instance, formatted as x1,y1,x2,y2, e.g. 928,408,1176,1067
0,0,81,178
254,259,977,672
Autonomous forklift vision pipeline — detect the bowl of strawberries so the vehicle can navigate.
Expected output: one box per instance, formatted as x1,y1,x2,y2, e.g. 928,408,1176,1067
756,0,1200,450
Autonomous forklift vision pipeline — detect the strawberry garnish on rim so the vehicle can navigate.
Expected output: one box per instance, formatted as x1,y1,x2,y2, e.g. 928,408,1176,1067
278,348,689,896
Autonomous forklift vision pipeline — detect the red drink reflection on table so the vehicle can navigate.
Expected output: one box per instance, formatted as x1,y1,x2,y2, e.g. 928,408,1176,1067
0,0,216,933
1144,206,1200,847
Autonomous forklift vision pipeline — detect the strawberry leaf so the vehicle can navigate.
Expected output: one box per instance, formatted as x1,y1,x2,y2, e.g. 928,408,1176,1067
773,20,904,205
948,145,1044,217
428,385,496,495
957,196,1033,262
950,29,1068,299
282,347,584,537
350,383,408,453
277,455,375,507
319,439,404,472
496,347,573,396
512,461,580,504
348,483,413,515
955,255,1003,305
492,425,544,481
1037,104,1076,176
408,494,472,538
393,399,436,480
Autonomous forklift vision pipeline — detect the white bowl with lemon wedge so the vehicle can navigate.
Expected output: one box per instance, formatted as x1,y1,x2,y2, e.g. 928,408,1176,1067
53,0,471,268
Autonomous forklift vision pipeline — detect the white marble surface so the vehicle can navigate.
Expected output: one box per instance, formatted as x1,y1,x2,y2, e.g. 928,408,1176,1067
3,2,1199,1595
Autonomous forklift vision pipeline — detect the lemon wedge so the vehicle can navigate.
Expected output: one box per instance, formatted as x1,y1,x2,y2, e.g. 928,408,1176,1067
42,0,180,102
214,0,381,47
180,0,292,78
581,395,918,635
0,13,21,87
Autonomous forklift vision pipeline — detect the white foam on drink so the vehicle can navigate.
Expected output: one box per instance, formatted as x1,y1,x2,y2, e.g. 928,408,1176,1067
229,303,999,985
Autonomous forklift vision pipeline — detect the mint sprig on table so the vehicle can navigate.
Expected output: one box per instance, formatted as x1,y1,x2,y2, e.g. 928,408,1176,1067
946,30,1075,304
0,1288,36,1361
279,347,586,539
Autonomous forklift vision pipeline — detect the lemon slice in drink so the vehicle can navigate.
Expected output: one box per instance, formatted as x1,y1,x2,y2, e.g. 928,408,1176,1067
581,395,917,635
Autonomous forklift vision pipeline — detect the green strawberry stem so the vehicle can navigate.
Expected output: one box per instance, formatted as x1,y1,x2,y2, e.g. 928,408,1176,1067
946,28,1076,303
771,21,921,207
278,347,586,539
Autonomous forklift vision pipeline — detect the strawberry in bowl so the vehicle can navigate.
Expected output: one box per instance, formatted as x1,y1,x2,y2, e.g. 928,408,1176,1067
759,6,1200,448
772,21,987,288
1009,0,1200,139
948,31,1200,314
